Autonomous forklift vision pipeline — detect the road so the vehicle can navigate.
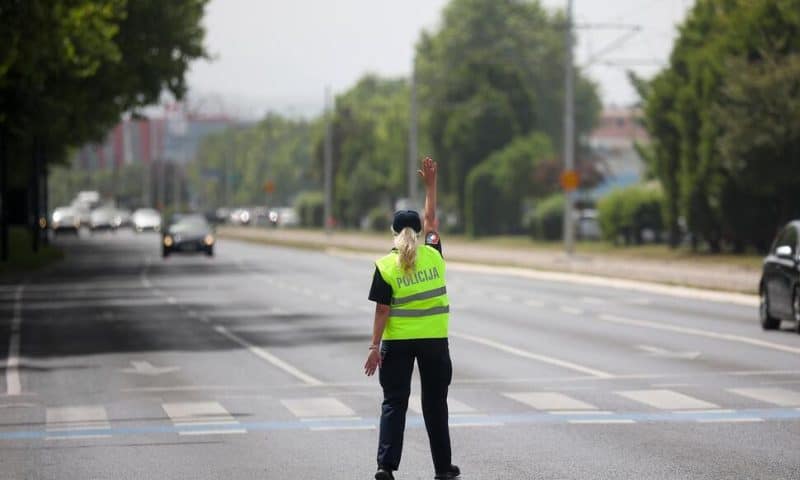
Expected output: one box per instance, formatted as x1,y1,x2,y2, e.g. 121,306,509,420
1,231,799,479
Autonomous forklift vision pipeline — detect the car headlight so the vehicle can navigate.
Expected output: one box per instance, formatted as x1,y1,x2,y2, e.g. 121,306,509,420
163,236,174,247
204,234,215,245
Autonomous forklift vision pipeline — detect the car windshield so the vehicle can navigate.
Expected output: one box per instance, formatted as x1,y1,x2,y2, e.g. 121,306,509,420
169,215,209,233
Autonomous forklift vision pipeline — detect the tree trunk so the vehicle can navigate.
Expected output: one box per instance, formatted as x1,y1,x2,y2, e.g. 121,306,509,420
0,127,8,261
30,138,40,253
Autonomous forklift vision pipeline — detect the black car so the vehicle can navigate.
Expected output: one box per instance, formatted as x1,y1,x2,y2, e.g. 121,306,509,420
760,221,800,333
162,214,215,258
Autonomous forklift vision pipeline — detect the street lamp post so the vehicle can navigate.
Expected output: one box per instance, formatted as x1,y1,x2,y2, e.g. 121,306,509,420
562,0,576,256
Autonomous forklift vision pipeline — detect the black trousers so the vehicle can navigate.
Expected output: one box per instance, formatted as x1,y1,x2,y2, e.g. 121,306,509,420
377,338,452,473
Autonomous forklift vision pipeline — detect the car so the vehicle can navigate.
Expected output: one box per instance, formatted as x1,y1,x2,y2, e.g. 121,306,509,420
112,208,132,229
89,207,117,232
132,208,162,233
162,214,215,258
760,221,800,333
50,207,80,234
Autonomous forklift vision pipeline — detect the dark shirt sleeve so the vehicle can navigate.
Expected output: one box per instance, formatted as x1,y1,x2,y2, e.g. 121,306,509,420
368,267,393,305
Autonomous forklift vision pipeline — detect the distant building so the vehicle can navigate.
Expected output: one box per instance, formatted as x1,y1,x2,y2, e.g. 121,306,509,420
587,107,650,197
74,103,237,171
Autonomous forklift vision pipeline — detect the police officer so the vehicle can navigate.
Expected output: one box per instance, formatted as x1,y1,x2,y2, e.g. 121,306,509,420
364,157,460,480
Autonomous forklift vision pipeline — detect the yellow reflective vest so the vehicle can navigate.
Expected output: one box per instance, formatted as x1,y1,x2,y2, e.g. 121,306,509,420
375,245,449,340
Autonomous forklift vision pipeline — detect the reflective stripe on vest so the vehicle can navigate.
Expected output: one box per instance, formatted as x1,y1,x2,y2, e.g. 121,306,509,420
375,245,449,340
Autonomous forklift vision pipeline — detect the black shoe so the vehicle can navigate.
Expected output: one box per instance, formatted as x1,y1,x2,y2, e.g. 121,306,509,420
434,464,460,479
375,466,395,480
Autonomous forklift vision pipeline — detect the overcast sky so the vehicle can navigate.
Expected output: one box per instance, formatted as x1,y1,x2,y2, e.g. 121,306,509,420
186,0,694,119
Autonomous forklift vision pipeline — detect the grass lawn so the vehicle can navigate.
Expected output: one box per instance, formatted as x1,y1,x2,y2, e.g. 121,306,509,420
0,227,63,276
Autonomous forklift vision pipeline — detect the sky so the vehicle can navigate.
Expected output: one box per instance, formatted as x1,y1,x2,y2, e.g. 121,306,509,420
186,0,694,119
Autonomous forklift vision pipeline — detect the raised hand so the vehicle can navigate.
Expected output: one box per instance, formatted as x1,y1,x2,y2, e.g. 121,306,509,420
417,156,437,187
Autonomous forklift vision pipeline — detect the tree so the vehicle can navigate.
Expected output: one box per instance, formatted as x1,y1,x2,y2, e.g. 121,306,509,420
640,0,800,252
415,0,600,231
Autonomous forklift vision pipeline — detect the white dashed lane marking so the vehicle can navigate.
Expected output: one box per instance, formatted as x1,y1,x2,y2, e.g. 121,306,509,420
46,405,111,439
728,388,800,407
616,389,719,410
503,392,598,411
162,401,245,435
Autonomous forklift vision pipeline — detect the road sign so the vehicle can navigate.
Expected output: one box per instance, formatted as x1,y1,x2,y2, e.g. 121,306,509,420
263,180,275,194
560,170,580,191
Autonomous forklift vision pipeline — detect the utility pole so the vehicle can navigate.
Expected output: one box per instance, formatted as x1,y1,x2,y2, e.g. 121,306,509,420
323,86,333,235
408,69,418,209
562,0,576,256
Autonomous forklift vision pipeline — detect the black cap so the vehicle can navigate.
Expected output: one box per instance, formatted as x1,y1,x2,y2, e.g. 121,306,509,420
392,210,421,234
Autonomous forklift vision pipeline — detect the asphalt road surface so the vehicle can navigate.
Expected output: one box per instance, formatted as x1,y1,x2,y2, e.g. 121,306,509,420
1,231,799,480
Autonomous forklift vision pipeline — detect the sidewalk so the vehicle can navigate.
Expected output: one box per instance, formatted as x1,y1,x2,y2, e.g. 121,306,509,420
218,227,761,294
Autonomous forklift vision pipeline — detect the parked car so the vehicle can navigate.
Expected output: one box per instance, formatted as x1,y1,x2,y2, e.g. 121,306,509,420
162,214,215,258
50,207,80,235
760,221,800,333
132,208,162,232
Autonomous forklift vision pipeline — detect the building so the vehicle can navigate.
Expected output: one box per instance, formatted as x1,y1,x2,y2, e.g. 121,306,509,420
587,106,650,197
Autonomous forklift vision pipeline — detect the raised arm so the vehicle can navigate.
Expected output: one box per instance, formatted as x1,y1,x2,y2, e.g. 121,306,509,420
418,156,438,234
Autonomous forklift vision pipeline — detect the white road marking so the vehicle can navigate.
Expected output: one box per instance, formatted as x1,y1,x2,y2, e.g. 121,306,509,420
697,417,763,424
493,294,512,302
167,296,177,305
597,314,800,356
162,401,245,435
451,331,614,378
503,392,597,411
569,419,635,424
549,410,612,415
559,306,584,315
310,425,375,431
626,298,652,306
336,300,352,308
673,409,734,415
580,297,607,305
450,421,505,428
637,345,701,360
524,299,544,308
727,388,800,407
46,405,111,439
616,389,719,410
213,326,323,386
408,395,476,415
446,262,758,306
121,361,181,376
281,398,356,418
358,305,372,313
5,286,23,396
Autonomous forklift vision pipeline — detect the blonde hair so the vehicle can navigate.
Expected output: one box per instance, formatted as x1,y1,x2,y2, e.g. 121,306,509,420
393,227,418,274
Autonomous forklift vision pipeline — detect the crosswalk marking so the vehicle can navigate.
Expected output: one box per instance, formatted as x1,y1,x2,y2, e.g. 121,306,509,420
503,392,597,411
728,388,800,407
568,419,635,424
616,389,718,410
408,395,476,415
162,401,245,435
281,397,356,419
524,299,544,308
46,405,111,439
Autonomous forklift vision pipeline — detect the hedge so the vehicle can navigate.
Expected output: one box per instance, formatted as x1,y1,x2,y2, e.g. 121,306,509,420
597,184,664,244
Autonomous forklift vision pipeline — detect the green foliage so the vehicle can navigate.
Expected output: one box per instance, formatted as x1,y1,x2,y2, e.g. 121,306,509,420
641,0,800,252
529,193,564,241
1,0,208,186
188,115,316,208
364,207,392,232
416,0,601,229
314,75,410,227
464,132,553,236
597,184,664,245
294,191,324,228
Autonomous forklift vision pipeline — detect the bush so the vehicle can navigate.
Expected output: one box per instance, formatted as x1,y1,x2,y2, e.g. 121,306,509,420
529,193,564,241
363,207,392,232
293,191,324,228
598,184,664,244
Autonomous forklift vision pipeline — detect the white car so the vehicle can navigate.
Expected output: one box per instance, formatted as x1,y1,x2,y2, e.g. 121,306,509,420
51,207,80,234
89,207,116,232
132,208,162,232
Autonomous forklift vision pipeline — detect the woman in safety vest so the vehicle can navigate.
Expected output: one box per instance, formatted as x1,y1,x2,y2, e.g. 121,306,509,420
364,157,460,480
